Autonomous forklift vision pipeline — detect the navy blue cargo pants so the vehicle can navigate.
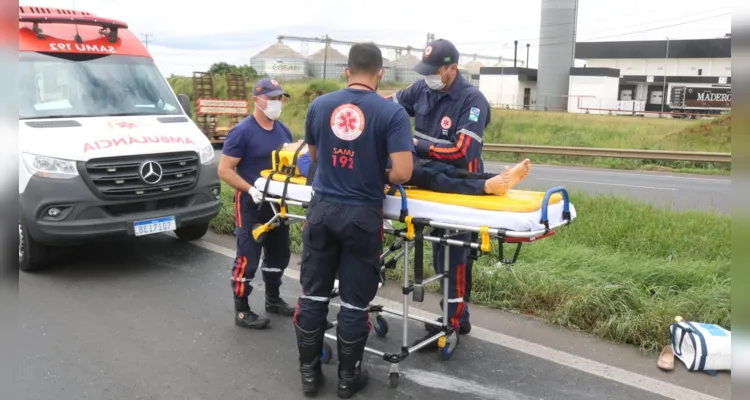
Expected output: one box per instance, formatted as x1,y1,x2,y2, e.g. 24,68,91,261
408,160,495,196
411,160,482,327
294,195,383,342
431,231,471,328
231,189,291,299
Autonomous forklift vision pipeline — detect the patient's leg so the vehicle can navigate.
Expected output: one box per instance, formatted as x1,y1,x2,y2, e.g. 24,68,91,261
484,159,531,195
407,165,486,195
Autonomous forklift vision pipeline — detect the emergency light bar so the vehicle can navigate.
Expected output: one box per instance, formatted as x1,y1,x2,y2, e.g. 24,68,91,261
19,13,128,43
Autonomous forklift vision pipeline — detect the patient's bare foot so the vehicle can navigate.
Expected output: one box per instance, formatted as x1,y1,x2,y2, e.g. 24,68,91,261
484,159,532,195
484,166,511,195
508,159,531,188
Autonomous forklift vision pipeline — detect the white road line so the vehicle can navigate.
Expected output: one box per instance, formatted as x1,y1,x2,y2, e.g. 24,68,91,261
187,238,723,400
536,178,678,191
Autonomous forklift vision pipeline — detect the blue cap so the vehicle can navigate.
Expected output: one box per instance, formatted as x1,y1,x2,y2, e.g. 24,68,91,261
413,39,460,75
252,77,290,98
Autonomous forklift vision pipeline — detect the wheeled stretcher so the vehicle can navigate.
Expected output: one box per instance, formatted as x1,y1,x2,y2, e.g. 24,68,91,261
250,149,576,388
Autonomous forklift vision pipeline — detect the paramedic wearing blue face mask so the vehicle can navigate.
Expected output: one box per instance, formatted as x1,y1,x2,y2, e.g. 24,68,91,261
388,38,491,344
293,43,414,398
218,78,297,330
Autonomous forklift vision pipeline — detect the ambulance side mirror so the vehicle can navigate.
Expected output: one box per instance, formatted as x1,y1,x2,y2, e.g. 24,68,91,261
177,94,192,119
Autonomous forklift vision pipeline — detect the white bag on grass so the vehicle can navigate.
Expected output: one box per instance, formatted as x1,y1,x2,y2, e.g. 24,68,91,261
670,320,731,373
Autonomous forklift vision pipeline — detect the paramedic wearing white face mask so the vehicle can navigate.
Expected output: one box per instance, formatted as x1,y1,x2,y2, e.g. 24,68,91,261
218,78,297,330
386,38,491,346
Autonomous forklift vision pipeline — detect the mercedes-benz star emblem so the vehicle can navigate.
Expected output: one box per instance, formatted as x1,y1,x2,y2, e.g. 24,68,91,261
139,161,163,185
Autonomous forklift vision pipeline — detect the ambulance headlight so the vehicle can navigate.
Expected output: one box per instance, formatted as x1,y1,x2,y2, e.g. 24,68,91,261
199,145,215,165
22,153,79,179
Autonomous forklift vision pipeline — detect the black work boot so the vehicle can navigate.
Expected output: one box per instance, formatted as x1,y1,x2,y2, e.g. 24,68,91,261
234,297,270,329
265,286,296,316
413,323,442,351
336,333,370,399
294,324,325,396
426,317,472,335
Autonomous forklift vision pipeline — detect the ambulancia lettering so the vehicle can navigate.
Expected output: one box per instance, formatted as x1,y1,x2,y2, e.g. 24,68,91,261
83,135,196,152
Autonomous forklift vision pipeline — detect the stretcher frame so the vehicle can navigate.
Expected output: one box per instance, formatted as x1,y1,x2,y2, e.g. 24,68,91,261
251,159,572,389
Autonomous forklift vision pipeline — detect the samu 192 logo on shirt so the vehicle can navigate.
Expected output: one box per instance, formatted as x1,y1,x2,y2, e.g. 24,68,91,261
469,107,480,122
330,104,366,141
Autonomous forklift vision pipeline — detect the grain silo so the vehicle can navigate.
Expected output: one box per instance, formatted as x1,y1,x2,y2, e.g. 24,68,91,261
537,0,579,109
381,57,396,82
394,52,422,84
308,46,348,80
249,41,309,80
462,59,485,75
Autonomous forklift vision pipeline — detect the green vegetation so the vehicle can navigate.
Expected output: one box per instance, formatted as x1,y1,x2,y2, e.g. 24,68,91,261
168,74,730,174
210,183,730,353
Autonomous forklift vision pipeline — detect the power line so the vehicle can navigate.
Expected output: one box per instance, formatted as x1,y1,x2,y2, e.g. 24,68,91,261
532,12,730,48
455,7,731,48
459,3,731,36
468,12,730,53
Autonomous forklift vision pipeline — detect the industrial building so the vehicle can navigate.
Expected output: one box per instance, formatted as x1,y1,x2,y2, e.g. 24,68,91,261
476,0,730,116
478,36,732,115
249,36,519,86
248,41,309,80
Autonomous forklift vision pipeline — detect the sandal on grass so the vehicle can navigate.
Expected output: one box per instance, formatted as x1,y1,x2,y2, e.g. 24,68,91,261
657,345,675,371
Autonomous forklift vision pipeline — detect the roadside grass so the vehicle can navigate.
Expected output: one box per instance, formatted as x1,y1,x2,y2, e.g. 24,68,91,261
210,182,731,353
169,76,731,174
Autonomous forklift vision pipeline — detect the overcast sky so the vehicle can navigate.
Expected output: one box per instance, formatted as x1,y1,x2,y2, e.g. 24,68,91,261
33,0,732,76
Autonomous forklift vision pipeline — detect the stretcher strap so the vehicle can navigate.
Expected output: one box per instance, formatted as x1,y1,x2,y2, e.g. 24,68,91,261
414,224,424,285
305,162,318,186
259,170,277,210
479,226,491,253
279,174,293,210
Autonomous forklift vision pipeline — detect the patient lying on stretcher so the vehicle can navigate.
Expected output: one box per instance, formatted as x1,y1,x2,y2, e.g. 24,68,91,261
285,140,531,196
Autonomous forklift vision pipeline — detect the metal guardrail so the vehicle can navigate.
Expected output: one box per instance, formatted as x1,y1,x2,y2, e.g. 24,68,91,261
482,144,731,164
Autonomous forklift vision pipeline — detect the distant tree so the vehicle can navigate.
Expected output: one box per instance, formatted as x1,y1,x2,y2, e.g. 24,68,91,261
208,62,259,78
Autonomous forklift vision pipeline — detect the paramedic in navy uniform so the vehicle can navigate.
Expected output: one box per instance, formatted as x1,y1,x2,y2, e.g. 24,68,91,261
293,43,414,398
388,38,491,343
218,78,297,330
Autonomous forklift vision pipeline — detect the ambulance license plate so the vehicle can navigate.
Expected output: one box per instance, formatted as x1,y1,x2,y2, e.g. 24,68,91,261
133,216,176,236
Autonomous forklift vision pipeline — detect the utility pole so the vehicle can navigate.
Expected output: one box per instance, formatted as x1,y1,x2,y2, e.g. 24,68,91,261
141,33,152,48
661,36,670,113
322,34,329,81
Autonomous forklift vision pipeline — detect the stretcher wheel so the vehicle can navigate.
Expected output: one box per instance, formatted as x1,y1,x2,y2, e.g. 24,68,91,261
437,342,455,360
389,372,399,388
320,342,333,364
251,223,267,244
437,333,459,361
374,316,389,337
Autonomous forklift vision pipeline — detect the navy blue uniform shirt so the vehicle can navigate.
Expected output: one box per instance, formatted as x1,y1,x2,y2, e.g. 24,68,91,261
222,115,294,184
305,88,414,206
392,74,490,173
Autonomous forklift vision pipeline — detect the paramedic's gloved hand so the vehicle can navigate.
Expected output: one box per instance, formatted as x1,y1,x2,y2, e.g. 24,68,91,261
248,186,264,204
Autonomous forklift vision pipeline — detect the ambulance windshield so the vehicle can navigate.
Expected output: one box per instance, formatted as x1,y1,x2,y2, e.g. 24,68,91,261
19,52,183,120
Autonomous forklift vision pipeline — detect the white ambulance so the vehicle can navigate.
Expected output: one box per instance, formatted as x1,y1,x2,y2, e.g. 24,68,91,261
18,6,222,271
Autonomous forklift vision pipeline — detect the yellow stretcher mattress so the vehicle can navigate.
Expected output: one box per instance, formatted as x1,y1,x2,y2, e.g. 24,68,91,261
259,170,561,213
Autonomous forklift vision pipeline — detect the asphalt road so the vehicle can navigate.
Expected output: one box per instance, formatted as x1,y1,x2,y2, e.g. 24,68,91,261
212,149,730,214
484,161,730,215
19,236,708,400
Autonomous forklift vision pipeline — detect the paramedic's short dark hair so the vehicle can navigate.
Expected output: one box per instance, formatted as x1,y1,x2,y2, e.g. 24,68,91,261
347,43,383,75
